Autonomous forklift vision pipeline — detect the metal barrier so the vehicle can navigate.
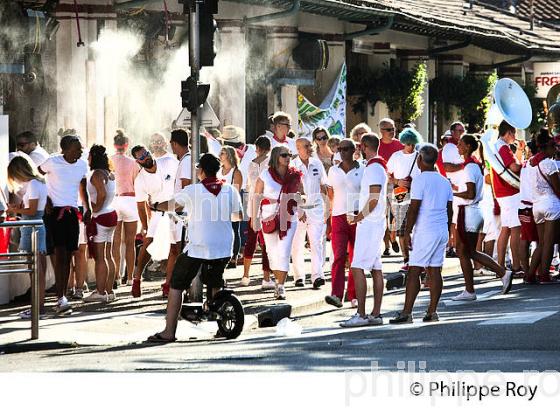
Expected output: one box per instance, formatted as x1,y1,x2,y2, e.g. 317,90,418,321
0,219,44,339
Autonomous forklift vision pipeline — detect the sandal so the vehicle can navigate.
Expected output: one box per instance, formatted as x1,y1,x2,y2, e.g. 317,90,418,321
146,333,176,344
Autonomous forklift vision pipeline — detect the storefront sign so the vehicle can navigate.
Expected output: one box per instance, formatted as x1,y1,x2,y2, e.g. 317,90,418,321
534,62,560,98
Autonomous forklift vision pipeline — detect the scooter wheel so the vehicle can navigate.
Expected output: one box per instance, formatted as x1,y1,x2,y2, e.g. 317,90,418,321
216,294,244,339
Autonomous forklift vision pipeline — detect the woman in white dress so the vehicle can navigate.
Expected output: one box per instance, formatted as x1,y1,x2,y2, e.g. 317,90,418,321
218,146,243,268
526,129,560,284
252,146,303,300
84,145,118,302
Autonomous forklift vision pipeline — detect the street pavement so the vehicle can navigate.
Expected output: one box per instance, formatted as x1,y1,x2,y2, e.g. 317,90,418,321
1,250,559,372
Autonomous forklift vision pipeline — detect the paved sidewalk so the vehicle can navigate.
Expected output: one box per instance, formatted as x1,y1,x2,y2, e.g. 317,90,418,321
0,251,461,348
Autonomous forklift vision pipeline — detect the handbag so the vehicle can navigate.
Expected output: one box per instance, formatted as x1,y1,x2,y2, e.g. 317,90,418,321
261,191,282,234
393,152,418,203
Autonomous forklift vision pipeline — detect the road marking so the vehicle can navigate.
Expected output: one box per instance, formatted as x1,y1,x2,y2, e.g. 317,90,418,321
478,311,557,325
443,290,501,306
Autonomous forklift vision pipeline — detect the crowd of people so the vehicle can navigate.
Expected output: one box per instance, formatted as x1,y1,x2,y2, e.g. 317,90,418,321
2,110,560,330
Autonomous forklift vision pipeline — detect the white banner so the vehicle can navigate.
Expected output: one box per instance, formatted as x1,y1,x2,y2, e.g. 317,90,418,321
533,62,560,98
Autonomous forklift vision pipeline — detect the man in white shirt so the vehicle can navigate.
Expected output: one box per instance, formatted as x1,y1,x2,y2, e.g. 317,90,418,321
341,133,387,327
390,144,453,324
325,139,363,308
266,111,297,155
16,131,50,167
291,137,328,289
442,121,466,258
39,135,89,315
130,145,178,298
146,153,243,343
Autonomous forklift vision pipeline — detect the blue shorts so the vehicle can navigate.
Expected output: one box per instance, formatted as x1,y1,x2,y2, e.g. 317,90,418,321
20,212,47,254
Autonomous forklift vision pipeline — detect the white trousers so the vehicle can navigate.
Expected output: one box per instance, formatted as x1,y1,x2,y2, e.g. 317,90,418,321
291,218,326,282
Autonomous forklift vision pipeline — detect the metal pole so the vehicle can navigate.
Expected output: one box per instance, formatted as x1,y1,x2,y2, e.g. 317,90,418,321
190,1,200,182
31,227,39,339
189,0,203,302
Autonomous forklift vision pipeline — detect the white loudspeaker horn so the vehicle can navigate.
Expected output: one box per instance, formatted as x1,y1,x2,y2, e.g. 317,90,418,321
481,78,532,189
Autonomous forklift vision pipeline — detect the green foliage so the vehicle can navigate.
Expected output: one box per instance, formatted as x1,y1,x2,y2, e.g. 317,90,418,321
348,61,427,123
522,82,545,134
429,72,497,132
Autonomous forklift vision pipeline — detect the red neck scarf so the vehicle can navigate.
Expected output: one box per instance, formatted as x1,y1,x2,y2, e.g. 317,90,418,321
268,166,302,239
201,177,224,196
273,134,286,144
530,152,548,167
366,156,388,171
235,144,246,160
464,155,482,171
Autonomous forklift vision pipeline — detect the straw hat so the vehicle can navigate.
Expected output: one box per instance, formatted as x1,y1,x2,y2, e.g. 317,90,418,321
220,125,245,144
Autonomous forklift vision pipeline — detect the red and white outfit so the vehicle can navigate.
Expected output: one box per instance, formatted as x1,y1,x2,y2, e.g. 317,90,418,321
456,159,484,240
111,153,140,223
492,139,521,228
86,172,117,243
290,156,328,283
327,161,364,300
267,134,297,155
173,152,192,244
518,160,538,242
236,144,257,192
409,171,453,268
351,158,387,271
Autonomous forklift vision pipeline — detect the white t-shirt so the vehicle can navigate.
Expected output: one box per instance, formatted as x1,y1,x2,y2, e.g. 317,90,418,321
387,150,420,180
327,161,364,216
238,144,257,191
175,153,192,193
22,179,48,210
267,135,297,155
410,171,453,232
291,156,327,221
135,156,178,204
28,145,50,167
442,142,463,186
40,155,88,208
174,183,242,260
462,162,484,206
533,158,559,200
358,162,387,222
246,157,270,216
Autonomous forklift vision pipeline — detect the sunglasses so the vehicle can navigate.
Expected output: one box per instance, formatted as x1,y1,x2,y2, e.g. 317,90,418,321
279,153,291,158
381,128,395,132
315,135,328,141
339,146,355,152
136,151,151,162
277,122,291,127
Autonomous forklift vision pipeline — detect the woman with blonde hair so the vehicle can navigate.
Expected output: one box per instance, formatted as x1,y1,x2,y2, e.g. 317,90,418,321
7,155,48,318
218,145,243,268
252,146,303,300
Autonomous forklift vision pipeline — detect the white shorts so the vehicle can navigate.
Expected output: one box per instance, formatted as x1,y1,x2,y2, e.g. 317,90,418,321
533,197,560,224
483,214,501,242
351,219,385,271
409,228,448,268
114,196,139,223
78,222,87,245
452,201,459,225
463,205,484,233
92,224,116,243
496,194,521,228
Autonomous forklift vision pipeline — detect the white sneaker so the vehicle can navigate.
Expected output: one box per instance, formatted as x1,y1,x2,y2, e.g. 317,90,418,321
275,285,286,300
452,290,477,301
473,268,485,276
501,270,513,294
83,290,108,303
54,297,72,316
240,276,251,286
261,279,276,290
351,299,358,308
107,293,116,302
126,280,133,286
366,314,383,326
340,313,370,328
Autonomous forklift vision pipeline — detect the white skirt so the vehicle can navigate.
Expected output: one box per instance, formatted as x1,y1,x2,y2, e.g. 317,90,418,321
263,222,297,272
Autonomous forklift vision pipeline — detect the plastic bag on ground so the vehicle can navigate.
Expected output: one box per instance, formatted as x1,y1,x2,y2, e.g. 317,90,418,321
275,317,302,337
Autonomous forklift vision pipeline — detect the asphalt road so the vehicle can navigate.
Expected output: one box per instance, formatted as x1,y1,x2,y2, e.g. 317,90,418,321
1,273,559,373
